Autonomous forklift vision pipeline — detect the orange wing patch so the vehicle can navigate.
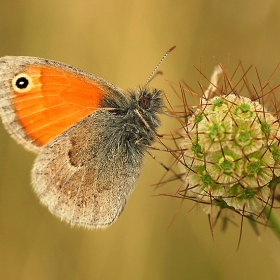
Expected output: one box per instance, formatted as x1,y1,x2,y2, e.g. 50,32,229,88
11,65,104,147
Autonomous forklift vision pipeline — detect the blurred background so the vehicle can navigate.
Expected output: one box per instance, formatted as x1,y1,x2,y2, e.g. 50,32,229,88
0,0,280,279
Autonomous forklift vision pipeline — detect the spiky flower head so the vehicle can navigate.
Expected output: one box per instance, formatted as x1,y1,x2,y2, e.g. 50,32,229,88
179,64,280,219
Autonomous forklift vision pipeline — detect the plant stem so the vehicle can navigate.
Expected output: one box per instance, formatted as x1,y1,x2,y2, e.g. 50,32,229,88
264,207,280,240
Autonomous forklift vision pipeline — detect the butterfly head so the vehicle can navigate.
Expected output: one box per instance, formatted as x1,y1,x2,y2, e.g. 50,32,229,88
122,86,163,146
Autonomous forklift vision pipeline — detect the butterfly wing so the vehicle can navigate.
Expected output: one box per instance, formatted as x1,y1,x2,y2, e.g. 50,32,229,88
0,56,124,152
0,56,139,227
32,110,142,228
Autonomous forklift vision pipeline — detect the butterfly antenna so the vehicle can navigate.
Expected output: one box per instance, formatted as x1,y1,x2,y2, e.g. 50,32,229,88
145,45,176,85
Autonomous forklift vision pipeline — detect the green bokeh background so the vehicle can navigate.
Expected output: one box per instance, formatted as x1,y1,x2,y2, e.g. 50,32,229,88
0,1,280,279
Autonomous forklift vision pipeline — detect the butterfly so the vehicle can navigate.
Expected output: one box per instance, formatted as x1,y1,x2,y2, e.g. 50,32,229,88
0,46,175,228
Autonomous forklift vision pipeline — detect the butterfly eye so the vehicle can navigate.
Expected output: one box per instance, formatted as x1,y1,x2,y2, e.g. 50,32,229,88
12,73,34,93
139,96,151,109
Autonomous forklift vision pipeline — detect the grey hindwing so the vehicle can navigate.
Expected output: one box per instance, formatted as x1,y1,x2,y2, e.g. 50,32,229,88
31,110,144,228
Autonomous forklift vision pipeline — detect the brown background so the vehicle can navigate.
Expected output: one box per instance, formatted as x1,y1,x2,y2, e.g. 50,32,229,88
0,1,280,279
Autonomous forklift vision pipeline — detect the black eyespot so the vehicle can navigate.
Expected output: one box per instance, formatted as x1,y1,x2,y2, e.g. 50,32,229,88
139,96,151,109
15,77,29,89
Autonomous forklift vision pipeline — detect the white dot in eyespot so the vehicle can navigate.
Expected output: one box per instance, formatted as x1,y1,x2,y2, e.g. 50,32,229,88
12,73,34,93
